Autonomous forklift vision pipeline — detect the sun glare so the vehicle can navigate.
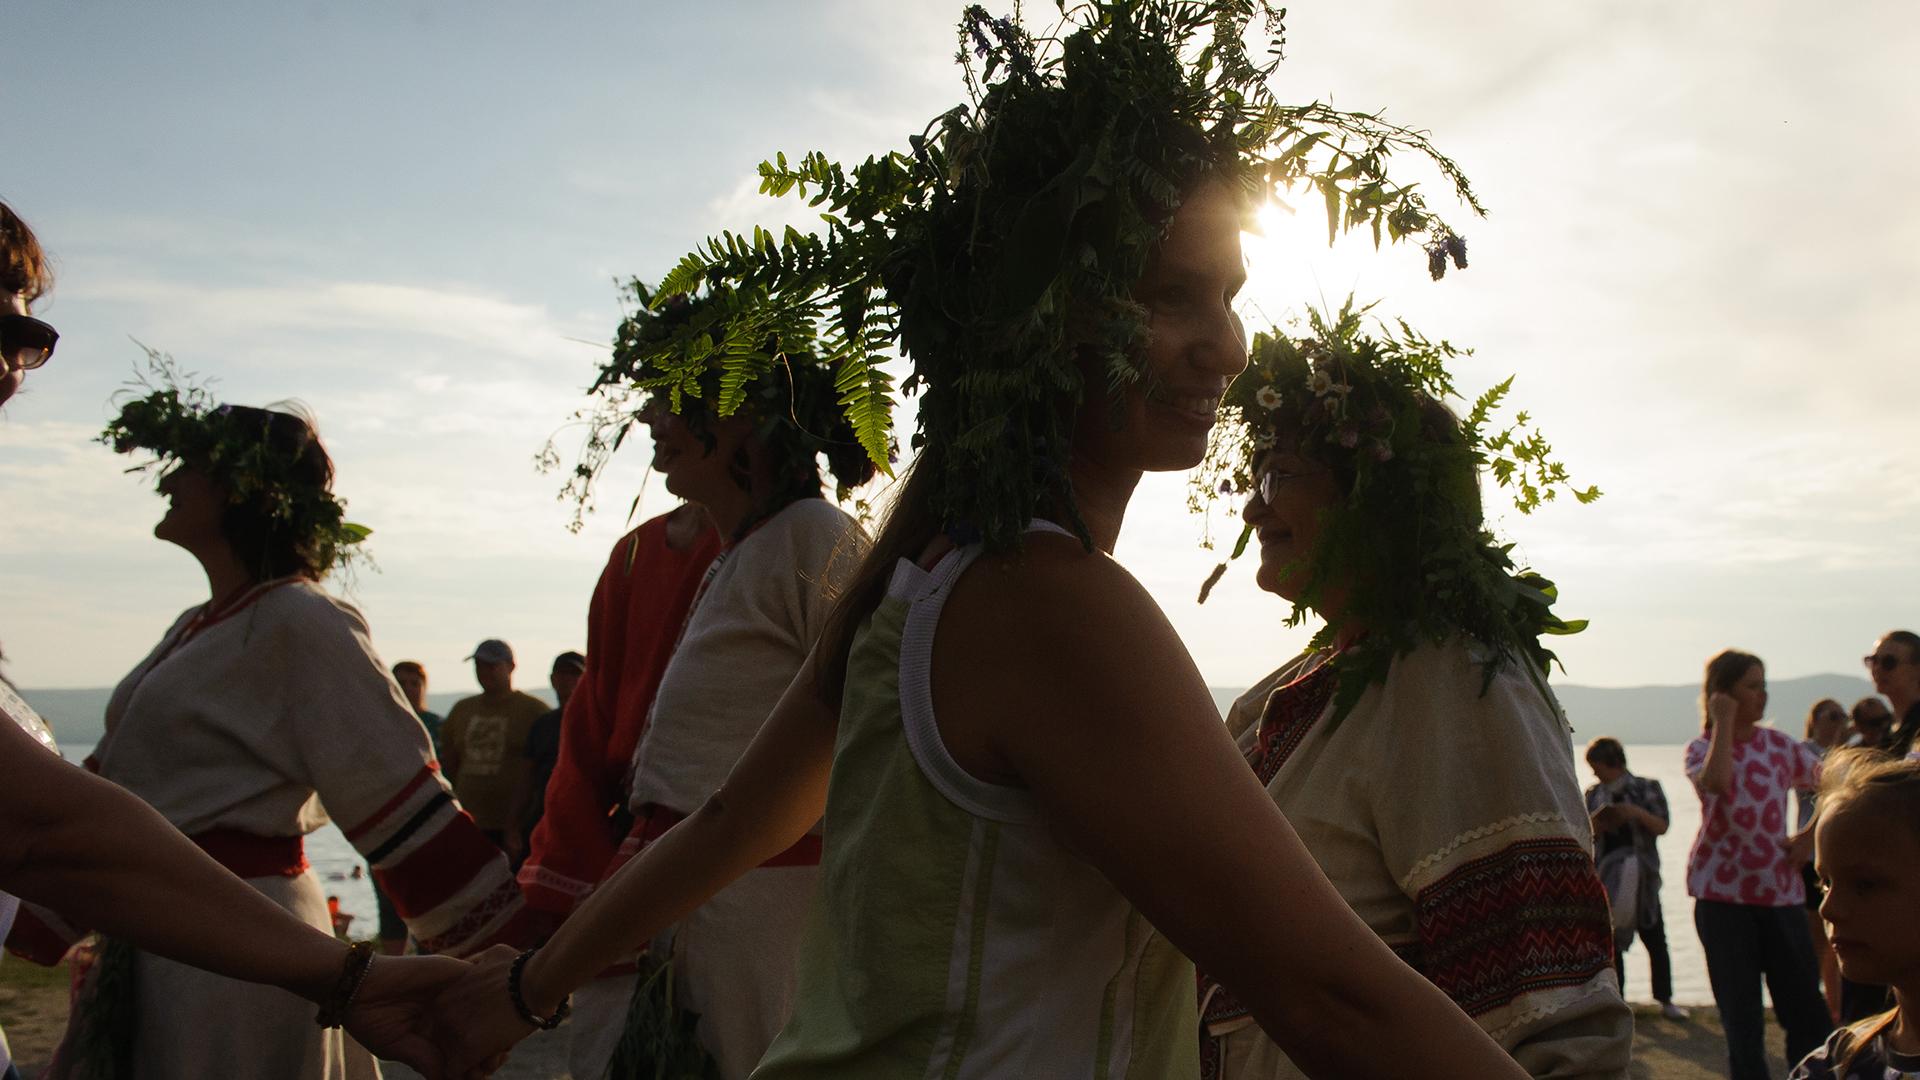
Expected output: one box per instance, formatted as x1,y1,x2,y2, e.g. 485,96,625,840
1238,192,1397,338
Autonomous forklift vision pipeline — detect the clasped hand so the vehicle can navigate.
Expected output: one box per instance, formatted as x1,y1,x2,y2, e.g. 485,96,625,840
346,947,527,1079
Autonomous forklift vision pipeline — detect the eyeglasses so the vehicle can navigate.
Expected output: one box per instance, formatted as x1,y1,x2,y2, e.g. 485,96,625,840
1256,464,1325,505
1,314,58,371
1864,652,1910,673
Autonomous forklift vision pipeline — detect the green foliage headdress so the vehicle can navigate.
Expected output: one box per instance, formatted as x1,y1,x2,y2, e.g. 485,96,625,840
1192,299,1599,717
100,349,370,577
627,0,1484,550
546,279,880,531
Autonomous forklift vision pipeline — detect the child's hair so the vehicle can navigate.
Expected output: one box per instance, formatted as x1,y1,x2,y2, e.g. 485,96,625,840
1818,749,1920,1073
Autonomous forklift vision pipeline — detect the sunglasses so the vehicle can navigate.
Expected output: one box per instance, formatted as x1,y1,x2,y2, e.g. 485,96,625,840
1,314,58,371
1863,652,1910,673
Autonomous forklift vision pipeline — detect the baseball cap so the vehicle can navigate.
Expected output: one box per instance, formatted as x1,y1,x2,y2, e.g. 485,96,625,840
552,650,586,674
466,639,514,664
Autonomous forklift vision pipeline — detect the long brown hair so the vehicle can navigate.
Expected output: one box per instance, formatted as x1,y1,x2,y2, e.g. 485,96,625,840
0,201,52,303
815,447,950,702
1818,751,1920,1073
1700,649,1762,732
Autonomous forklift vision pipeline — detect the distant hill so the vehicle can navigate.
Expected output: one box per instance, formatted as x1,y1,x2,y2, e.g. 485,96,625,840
18,687,553,752
22,674,1877,753
1213,672,1878,745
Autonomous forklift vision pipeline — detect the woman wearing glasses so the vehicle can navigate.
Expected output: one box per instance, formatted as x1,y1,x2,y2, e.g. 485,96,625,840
1192,317,1631,1079
1864,632,1920,758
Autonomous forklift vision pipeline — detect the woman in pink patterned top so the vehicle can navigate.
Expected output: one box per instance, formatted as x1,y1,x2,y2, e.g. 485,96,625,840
1685,649,1834,1079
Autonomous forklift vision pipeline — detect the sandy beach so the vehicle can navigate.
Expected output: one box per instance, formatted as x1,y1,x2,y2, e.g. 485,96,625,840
3,958,1791,1079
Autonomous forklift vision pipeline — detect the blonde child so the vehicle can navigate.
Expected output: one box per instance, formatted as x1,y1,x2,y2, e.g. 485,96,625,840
1791,751,1920,1078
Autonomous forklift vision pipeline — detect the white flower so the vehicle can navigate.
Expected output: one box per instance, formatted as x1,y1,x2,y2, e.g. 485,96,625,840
1254,384,1283,410
1307,370,1335,396
1254,430,1277,449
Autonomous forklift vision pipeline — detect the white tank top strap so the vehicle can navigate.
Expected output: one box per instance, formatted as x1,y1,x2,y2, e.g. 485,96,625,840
889,520,1072,823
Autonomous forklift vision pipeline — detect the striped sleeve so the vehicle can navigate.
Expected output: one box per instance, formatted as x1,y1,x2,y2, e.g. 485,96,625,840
339,765,528,955
270,590,528,956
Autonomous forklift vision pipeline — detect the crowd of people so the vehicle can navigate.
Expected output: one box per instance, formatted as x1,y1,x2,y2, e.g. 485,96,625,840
1579,640,1920,1079
3,4,1918,1080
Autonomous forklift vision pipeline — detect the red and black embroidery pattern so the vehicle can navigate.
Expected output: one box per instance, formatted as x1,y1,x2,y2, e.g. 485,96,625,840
1243,658,1340,786
1411,836,1614,1017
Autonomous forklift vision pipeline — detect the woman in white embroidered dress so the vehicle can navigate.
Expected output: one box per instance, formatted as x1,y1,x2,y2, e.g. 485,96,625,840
2,202,478,1080
42,389,527,1080
558,294,875,1079
1194,319,1631,1079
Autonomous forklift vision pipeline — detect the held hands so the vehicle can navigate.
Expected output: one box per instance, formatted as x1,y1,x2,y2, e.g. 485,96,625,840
345,953,486,1080
429,944,539,1076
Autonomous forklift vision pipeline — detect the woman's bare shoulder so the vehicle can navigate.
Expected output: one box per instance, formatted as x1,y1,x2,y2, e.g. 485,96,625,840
942,532,1197,695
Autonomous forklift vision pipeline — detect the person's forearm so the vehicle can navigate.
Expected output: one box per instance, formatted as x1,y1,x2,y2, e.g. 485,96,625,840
4,748,347,1001
1634,805,1669,835
521,784,812,1012
1700,725,1735,795
521,664,838,1013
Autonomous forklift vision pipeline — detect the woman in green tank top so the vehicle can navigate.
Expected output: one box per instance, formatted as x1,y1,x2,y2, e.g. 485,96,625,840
432,5,1536,1078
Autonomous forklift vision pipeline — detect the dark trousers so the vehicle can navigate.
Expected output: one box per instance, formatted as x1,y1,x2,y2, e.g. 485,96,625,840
1695,900,1834,1080
1614,915,1675,1003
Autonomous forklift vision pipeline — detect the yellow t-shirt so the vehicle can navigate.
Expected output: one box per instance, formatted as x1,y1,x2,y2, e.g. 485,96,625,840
441,690,550,831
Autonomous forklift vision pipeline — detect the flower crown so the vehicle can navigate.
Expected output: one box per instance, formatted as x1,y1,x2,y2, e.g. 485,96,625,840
100,349,370,575
1193,299,1599,717
543,278,880,531
619,0,1484,551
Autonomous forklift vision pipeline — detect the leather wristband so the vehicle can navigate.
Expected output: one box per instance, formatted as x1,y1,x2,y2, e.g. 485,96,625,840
508,947,571,1030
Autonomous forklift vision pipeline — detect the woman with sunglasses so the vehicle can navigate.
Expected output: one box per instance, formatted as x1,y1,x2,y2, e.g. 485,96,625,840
0,201,480,1080
1864,632,1920,758
0,203,58,408
1191,313,1630,1079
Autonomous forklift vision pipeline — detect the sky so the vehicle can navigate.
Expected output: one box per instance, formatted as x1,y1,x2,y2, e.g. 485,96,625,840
2,1,1916,698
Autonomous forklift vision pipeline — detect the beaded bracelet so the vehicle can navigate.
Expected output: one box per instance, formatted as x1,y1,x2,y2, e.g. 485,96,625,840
314,941,376,1029
507,948,572,1030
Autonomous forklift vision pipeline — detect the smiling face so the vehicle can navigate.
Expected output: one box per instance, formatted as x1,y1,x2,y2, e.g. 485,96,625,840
153,465,231,555
1073,180,1249,474
1817,799,1920,989
1241,447,1343,604
641,397,756,506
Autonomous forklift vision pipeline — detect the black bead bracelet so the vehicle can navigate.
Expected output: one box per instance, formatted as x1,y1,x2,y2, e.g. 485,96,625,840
507,947,571,1030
